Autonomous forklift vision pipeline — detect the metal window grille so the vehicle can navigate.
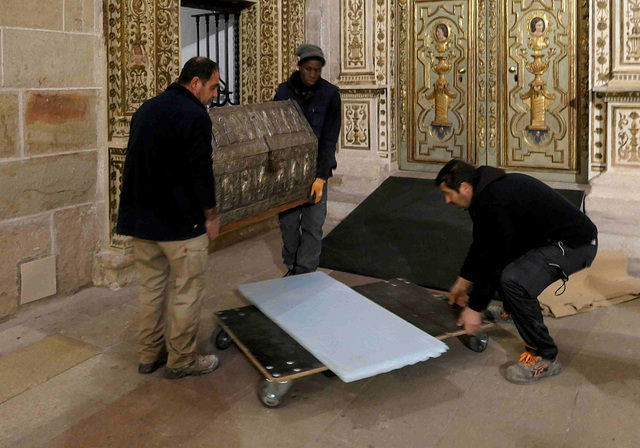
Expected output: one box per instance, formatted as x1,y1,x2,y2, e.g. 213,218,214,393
192,12,240,106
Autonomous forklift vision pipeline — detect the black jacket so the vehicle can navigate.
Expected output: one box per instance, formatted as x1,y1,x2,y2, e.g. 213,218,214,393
274,71,341,179
116,83,216,241
462,166,598,311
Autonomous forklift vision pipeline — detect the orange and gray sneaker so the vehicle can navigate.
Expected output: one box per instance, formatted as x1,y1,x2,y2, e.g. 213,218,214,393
505,349,563,384
484,304,513,323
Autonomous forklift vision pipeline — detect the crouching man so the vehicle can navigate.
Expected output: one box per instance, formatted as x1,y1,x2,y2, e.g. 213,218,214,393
436,160,597,384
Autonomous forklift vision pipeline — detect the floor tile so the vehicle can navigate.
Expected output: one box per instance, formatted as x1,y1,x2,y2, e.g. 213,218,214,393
0,334,97,403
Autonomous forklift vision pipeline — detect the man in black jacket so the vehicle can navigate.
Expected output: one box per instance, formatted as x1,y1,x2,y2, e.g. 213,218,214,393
436,160,598,384
116,57,221,379
274,44,341,276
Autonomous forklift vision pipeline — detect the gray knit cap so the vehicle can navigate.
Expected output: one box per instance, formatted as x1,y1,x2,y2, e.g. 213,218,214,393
296,43,325,66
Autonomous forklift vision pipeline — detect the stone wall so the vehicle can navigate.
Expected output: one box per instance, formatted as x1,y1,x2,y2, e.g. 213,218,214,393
0,0,106,320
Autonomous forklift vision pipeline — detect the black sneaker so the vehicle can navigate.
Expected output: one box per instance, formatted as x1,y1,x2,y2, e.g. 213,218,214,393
505,350,563,384
164,355,220,379
138,353,168,374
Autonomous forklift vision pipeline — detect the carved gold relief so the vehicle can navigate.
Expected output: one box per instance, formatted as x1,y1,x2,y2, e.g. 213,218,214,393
611,0,640,83
375,0,387,83
345,0,366,69
109,147,128,249
342,102,370,149
613,107,640,167
487,0,497,152
425,22,458,137
519,14,556,143
624,0,640,62
241,1,305,105
477,0,486,155
106,0,180,140
594,0,611,85
240,4,258,104
398,0,408,142
259,0,279,103
591,94,607,171
282,0,306,77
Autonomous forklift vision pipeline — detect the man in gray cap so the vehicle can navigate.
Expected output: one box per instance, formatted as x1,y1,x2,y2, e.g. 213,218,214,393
274,43,341,276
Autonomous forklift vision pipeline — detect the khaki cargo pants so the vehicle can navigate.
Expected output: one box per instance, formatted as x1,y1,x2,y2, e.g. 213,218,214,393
133,234,209,369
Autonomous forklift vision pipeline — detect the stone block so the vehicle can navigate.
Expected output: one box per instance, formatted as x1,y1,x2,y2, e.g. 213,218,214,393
25,91,98,155
0,0,63,30
0,92,19,158
0,151,97,220
54,205,98,294
0,218,51,319
65,0,95,32
4,29,96,88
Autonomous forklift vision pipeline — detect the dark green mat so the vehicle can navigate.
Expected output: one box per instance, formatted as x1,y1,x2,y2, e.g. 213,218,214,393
320,176,585,291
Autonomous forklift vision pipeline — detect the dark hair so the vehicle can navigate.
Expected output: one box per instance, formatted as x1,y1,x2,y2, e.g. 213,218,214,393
178,57,219,85
530,17,545,33
435,159,476,191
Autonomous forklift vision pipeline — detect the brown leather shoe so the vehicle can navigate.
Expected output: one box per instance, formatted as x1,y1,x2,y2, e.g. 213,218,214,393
164,355,220,379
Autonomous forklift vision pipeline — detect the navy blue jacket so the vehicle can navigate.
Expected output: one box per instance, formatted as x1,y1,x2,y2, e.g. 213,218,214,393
274,71,341,179
116,83,216,241
462,167,598,311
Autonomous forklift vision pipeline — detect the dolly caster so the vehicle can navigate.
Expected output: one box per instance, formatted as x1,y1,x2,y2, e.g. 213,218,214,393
213,328,233,350
258,379,293,408
461,330,489,352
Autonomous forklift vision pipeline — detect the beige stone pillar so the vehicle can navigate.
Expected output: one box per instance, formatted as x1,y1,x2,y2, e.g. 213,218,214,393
306,0,396,200
587,0,640,274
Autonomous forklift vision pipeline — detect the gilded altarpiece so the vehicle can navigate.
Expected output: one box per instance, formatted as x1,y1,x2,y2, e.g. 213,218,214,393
398,0,589,180
106,0,305,249
240,0,306,104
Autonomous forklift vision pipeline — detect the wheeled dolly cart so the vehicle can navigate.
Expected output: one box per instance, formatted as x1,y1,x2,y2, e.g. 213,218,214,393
212,278,493,408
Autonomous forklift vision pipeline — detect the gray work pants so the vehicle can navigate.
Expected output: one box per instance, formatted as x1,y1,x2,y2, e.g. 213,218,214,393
278,181,328,274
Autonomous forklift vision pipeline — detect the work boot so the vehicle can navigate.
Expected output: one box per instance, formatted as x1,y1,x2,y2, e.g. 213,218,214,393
505,350,563,384
138,353,168,374
484,304,513,323
164,355,220,379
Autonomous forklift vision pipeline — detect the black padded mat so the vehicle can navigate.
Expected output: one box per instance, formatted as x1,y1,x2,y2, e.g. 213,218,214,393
320,176,585,290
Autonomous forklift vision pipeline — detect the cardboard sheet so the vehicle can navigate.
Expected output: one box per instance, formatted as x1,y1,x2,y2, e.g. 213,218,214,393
539,251,640,317
238,272,449,383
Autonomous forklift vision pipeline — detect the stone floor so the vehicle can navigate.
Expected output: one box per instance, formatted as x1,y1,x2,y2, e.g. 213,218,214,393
1,225,639,448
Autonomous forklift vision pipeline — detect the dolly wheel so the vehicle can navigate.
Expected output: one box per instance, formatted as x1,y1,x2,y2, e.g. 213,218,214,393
214,328,233,350
258,379,292,408
466,330,489,352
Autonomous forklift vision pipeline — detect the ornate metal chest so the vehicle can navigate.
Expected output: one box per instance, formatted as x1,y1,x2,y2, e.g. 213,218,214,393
209,100,317,230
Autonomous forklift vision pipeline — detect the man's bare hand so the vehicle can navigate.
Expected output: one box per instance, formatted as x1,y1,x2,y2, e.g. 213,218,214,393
205,217,220,241
448,276,471,307
457,307,482,335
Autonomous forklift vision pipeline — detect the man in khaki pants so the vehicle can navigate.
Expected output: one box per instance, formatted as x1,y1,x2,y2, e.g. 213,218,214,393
116,57,222,379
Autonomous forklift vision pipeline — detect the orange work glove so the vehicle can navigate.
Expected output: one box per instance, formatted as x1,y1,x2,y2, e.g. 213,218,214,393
310,178,326,204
